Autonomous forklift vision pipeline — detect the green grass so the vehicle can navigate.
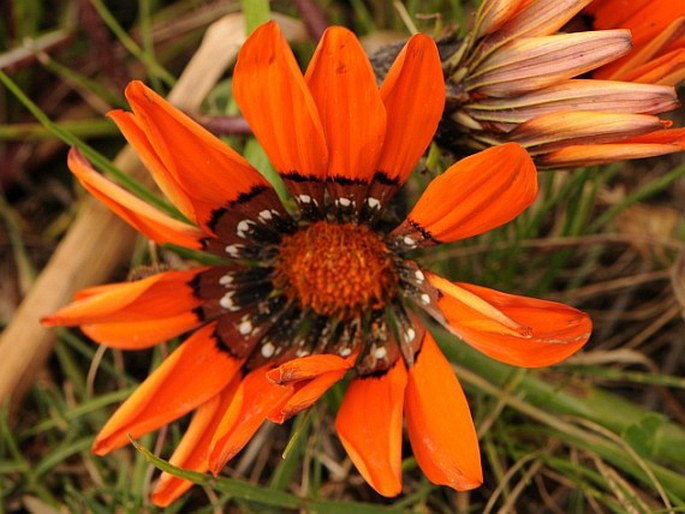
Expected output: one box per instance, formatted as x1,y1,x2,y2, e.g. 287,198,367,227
1,0,684,512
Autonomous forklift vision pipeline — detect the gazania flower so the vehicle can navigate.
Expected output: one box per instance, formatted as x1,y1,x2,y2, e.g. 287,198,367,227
43,22,592,506
437,0,685,168
585,0,685,85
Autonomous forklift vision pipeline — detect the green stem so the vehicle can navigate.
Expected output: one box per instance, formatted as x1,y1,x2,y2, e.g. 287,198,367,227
241,0,271,35
0,70,179,218
87,0,176,86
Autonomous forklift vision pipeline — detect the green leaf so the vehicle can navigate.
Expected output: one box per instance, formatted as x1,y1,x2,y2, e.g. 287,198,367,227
622,414,666,459
132,438,404,512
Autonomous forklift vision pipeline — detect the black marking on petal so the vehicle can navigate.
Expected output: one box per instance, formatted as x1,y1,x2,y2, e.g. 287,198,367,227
281,174,325,221
389,219,440,251
231,184,270,208
280,172,310,183
214,294,289,359
372,171,399,186
212,324,240,357
361,172,400,222
192,305,207,322
206,185,270,233
326,317,361,358
408,219,435,242
189,273,204,297
193,266,275,319
205,187,293,254
329,176,367,187
245,305,305,369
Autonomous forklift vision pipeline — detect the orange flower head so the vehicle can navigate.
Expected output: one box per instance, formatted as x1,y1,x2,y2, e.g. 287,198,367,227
435,0,685,168
43,21,592,506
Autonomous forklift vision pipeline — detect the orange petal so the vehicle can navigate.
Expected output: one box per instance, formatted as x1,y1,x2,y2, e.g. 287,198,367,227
537,127,685,167
108,110,196,222
304,27,386,194
621,127,685,146
151,378,240,507
266,353,356,423
122,81,275,231
335,360,407,497
392,144,536,247
585,0,653,30
269,368,348,424
594,17,685,83
92,323,242,454
233,21,328,205
81,312,201,349
537,142,685,168
622,48,685,86
67,148,204,248
509,111,668,152
43,269,204,326
617,1,685,50
405,333,482,490
428,272,592,368
375,34,444,187
209,366,293,473
266,354,354,384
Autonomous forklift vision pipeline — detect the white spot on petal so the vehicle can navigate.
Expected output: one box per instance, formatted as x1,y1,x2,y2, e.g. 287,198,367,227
367,197,381,210
261,342,275,358
338,197,352,207
258,209,273,220
220,291,239,311
373,346,387,360
298,194,312,204
414,269,425,282
225,244,243,257
236,219,256,238
420,293,431,305
219,273,234,286
238,319,253,335
405,327,416,342
403,236,416,248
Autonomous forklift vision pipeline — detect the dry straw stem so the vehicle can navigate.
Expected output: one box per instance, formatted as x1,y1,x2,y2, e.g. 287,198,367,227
0,14,305,412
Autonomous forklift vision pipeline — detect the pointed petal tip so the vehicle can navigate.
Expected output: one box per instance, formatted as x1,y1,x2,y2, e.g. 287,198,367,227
91,436,113,456
150,490,173,508
265,368,283,384
39,314,59,326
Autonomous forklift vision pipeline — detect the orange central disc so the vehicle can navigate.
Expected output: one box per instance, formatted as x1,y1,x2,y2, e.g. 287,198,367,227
274,221,397,319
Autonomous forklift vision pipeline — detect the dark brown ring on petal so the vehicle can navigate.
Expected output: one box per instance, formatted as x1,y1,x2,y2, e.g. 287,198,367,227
390,300,425,367
244,306,306,370
326,176,371,220
281,172,326,220
362,171,400,222
390,218,441,251
324,317,362,358
355,310,400,377
214,295,290,359
397,260,445,324
190,267,274,320
206,186,294,248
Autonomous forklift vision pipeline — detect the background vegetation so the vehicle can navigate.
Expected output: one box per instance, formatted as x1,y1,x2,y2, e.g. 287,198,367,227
1,0,684,512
